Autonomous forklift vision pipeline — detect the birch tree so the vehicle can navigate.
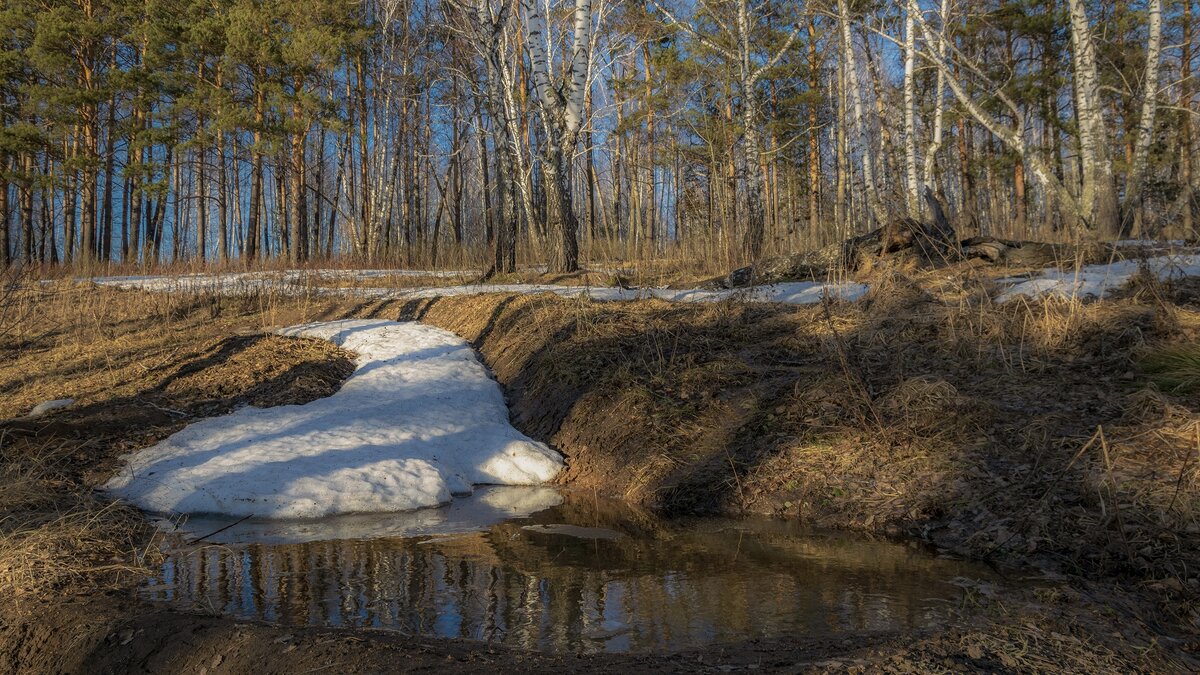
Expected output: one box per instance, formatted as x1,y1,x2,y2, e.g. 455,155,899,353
454,0,521,273
920,0,949,195
902,0,1163,239
837,0,887,227
1120,0,1163,235
902,5,920,217
520,0,596,273
1066,0,1118,236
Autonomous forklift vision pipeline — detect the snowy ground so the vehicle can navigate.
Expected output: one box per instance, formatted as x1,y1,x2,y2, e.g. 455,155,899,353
340,280,871,304
87,268,473,294
104,320,564,519
85,250,1200,307
996,254,1200,302
87,270,870,305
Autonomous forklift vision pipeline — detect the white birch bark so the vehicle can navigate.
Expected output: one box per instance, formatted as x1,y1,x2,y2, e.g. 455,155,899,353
1122,0,1163,231
838,0,886,226
1067,0,1117,235
903,7,920,216
922,0,949,192
564,0,593,134
519,0,595,271
735,0,768,258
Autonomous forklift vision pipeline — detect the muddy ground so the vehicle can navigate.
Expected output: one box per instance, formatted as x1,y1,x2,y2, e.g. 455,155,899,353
2,585,1182,674
1,264,1198,672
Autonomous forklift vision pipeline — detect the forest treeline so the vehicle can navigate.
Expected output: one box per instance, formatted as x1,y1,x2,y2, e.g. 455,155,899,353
0,0,1196,272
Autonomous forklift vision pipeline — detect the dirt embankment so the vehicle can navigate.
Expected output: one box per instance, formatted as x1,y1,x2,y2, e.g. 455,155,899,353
401,276,1199,599
383,270,1199,668
2,273,1199,672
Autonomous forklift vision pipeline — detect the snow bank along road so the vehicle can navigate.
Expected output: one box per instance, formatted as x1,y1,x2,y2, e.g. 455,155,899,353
88,269,871,305
104,320,564,518
86,254,1200,306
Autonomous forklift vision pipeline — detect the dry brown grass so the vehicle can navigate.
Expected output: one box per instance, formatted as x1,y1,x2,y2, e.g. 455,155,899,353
0,459,155,602
0,282,356,605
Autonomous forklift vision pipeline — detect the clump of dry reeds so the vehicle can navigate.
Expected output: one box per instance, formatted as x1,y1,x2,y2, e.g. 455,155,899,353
0,448,158,604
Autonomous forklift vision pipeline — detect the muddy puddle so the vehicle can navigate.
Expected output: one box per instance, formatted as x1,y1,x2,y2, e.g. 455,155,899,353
143,487,1002,654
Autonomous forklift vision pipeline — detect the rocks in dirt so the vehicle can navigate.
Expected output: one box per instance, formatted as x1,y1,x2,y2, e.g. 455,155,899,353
27,398,74,417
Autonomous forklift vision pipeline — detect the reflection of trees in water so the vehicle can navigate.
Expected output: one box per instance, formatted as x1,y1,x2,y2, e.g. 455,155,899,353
149,502,986,653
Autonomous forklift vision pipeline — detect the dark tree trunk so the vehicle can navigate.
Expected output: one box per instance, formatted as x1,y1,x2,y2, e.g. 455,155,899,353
0,156,9,267
100,94,117,262
542,141,579,273
289,77,308,264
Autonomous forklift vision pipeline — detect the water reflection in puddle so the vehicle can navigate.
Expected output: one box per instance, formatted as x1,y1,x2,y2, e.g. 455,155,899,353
144,487,995,654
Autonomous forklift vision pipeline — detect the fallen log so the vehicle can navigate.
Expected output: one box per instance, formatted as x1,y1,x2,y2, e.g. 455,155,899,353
714,188,1121,289
961,236,1119,267
716,189,959,289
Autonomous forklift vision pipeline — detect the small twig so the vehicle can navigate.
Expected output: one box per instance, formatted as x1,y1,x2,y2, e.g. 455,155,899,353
724,446,747,513
1165,422,1199,513
1097,426,1136,565
186,514,253,545
144,401,189,418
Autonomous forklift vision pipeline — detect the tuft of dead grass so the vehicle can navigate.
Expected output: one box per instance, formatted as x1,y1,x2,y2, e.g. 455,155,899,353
0,454,157,604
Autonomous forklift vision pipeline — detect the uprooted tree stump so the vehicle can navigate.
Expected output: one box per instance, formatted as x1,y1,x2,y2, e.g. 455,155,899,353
716,188,959,288
714,188,1121,289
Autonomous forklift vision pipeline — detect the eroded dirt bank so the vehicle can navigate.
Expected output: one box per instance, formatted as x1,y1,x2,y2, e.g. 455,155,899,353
400,280,1199,595
2,274,1199,672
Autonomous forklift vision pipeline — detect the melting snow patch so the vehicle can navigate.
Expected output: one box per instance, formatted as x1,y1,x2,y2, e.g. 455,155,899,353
104,320,564,518
347,280,868,304
87,271,867,306
28,398,74,417
995,255,1200,303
